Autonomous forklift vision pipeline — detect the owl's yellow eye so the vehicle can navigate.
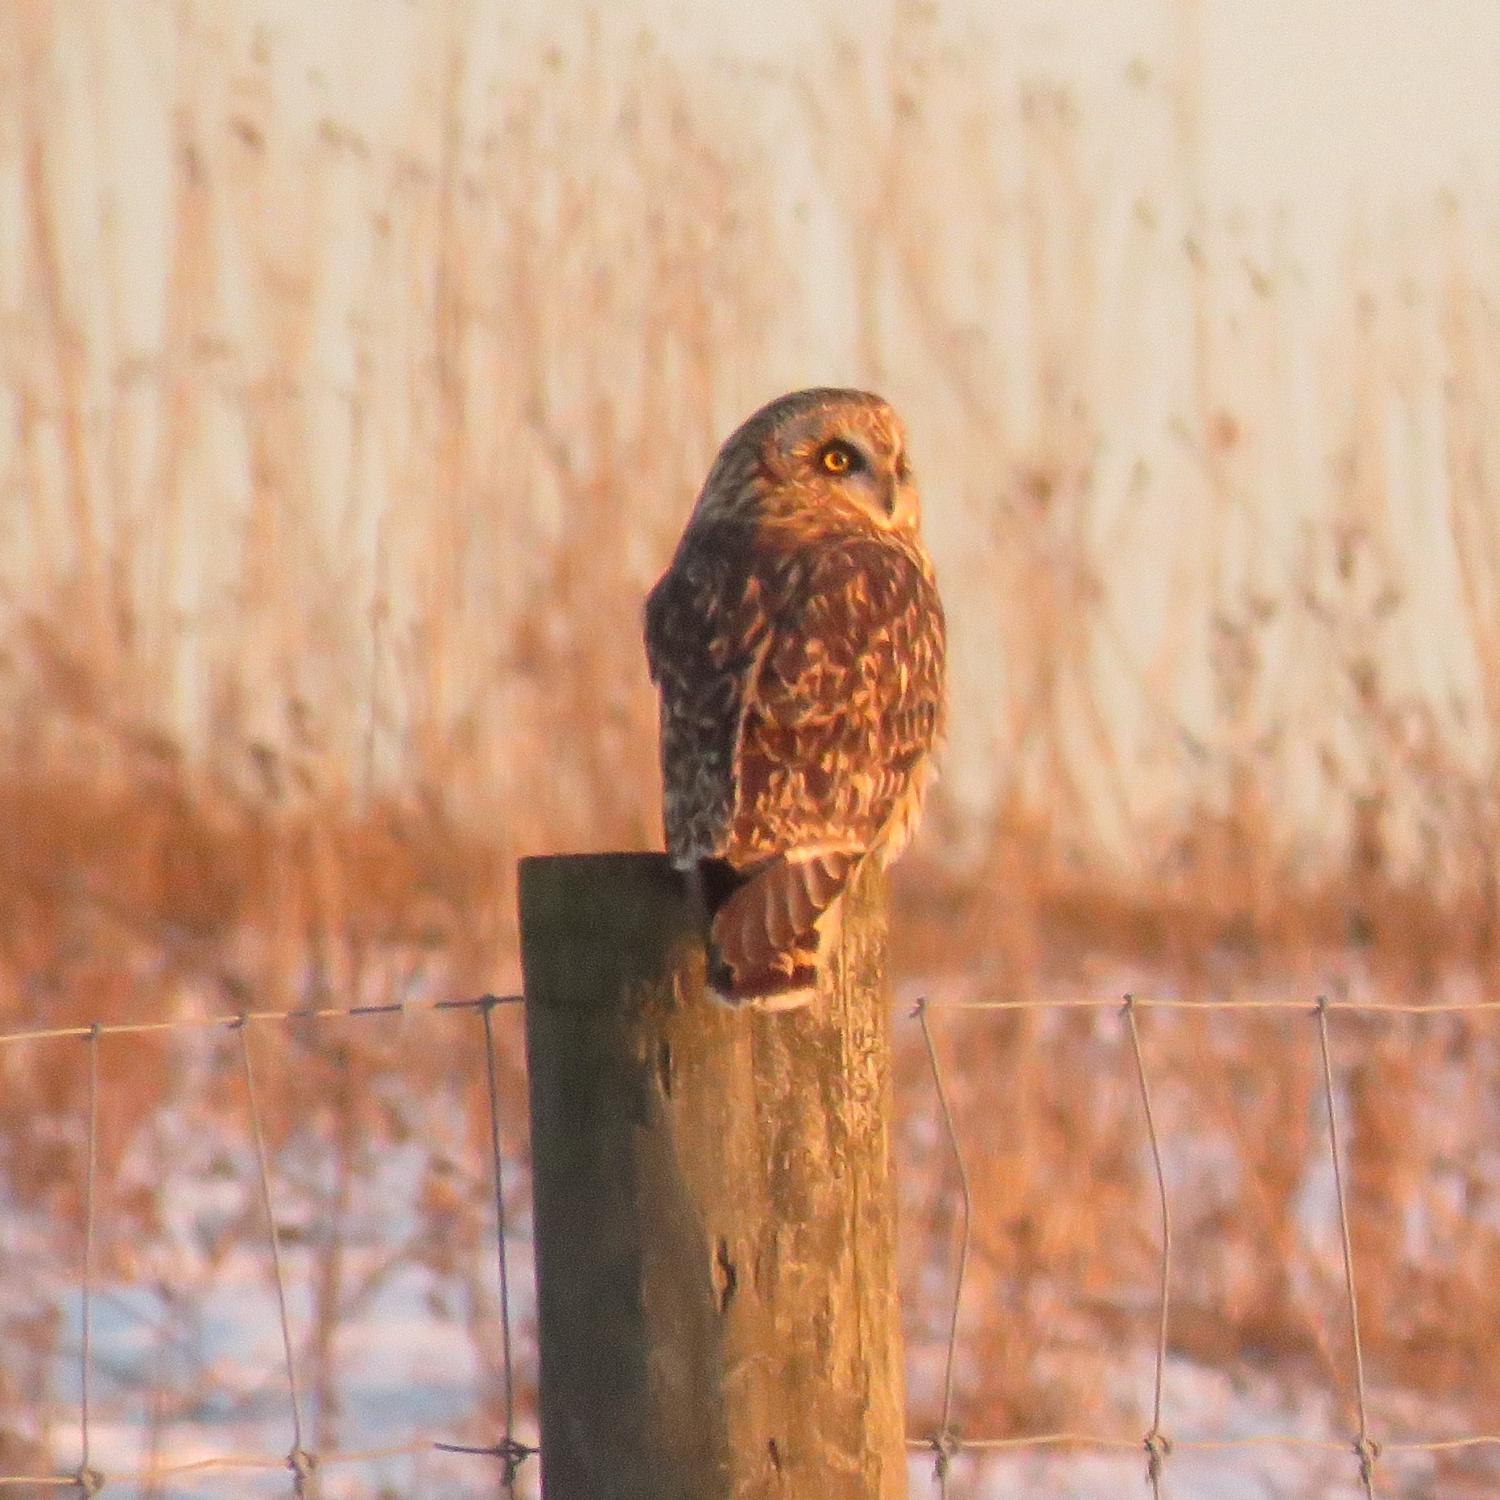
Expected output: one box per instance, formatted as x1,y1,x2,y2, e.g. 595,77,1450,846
820,440,862,475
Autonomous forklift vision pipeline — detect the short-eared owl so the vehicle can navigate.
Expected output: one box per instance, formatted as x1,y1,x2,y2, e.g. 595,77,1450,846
644,388,947,1008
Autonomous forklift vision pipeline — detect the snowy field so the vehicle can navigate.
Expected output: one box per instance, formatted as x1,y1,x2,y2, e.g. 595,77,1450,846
5,976,1497,1500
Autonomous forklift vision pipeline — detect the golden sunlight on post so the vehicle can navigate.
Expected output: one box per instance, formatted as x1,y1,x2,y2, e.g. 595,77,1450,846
518,852,906,1500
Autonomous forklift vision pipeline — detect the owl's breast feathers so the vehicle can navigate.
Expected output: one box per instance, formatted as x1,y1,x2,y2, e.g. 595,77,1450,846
644,517,947,869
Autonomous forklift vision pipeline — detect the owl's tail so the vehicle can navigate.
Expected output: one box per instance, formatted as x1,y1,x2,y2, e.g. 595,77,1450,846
700,850,860,1010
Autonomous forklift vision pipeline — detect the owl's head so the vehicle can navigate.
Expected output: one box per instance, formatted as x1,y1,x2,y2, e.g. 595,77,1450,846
693,388,921,535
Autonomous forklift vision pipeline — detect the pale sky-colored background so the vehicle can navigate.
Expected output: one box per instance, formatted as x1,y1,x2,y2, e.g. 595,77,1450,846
8,0,1500,859
261,0,1500,215
79,0,1500,235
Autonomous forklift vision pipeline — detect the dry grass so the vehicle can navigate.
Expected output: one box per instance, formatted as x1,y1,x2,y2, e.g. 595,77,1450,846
3,0,1500,1491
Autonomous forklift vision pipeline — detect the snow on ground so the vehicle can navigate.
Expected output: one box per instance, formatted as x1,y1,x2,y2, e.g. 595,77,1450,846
6,970,1497,1498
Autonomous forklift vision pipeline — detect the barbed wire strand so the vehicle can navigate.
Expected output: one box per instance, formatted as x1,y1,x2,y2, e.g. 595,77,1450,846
1381,1436,1500,1453
479,997,537,1491
924,996,1500,1020
237,1017,315,1497
1124,996,1173,1499
76,1025,102,1497
1315,996,1379,1500
901,1431,1500,1455
0,990,1492,1053
0,993,523,1050
904,1430,1144,1458
922,995,1500,1014
0,1437,465,1489
913,997,972,1495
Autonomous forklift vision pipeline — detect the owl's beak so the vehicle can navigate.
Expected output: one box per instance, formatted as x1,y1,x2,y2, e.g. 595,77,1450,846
885,473,918,529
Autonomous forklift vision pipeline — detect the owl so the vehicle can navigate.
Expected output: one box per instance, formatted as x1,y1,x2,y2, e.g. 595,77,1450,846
644,388,947,1009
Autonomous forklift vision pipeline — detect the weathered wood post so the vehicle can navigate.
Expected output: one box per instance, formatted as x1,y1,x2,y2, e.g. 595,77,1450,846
519,851,907,1500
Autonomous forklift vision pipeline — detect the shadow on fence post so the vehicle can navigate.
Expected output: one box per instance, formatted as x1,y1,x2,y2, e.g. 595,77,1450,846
519,851,907,1500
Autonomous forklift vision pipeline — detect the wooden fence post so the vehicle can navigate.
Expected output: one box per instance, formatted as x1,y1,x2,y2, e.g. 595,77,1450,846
519,851,907,1500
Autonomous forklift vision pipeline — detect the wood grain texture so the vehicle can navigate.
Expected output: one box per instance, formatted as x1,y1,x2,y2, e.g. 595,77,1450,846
519,851,907,1500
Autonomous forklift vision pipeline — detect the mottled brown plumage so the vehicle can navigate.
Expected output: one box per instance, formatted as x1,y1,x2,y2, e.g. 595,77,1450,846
645,388,946,1008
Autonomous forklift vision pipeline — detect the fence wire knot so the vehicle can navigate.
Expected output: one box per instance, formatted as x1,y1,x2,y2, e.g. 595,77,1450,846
288,1446,317,1489
928,1430,960,1479
74,1464,104,1496
433,1438,539,1482
1354,1434,1380,1483
1144,1429,1172,1482
499,1437,537,1482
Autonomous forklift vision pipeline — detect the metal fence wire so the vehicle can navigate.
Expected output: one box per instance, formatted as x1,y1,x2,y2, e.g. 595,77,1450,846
910,992,1500,1500
0,995,534,1498
1,990,1499,1497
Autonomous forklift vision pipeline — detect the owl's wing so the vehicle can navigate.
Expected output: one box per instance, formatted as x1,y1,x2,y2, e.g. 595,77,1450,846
730,533,946,861
706,531,945,1005
644,522,770,865
646,525,945,1006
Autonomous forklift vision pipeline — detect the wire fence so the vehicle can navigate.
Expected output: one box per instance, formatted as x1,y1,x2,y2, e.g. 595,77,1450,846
0,994,534,1498
1,990,1499,1496
910,991,1500,1500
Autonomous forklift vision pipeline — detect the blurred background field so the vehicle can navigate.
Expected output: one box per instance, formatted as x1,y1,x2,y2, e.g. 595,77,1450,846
3,0,1500,1495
